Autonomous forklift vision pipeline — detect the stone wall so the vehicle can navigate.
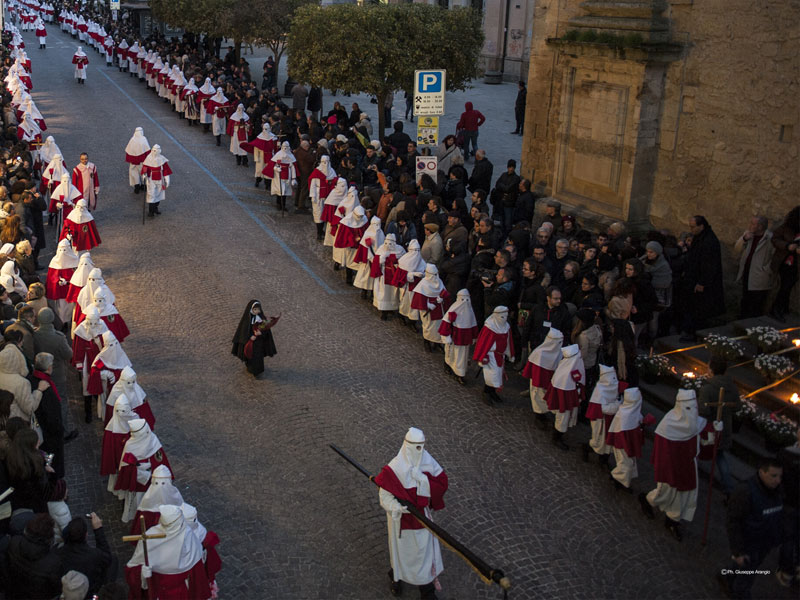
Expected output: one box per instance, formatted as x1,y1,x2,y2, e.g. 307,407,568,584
522,0,799,245
649,0,799,243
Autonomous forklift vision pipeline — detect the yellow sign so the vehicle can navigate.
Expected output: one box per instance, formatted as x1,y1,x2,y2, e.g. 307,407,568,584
417,116,439,147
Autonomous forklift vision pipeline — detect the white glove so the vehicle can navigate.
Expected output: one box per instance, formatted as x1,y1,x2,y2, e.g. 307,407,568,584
406,273,414,283
391,506,409,521
141,565,152,588
56,202,63,209
291,179,297,187
435,296,443,304
441,336,452,345
101,370,115,385
713,420,723,432
57,277,67,286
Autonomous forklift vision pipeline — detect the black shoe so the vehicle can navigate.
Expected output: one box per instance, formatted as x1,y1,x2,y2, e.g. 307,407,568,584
242,157,249,167
236,156,242,165
64,429,79,443
581,443,591,463
381,311,388,321
552,431,569,451
360,289,368,300
83,397,93,424
598,453,610,468
534,413,549,430
638,492,655,519
216,136,221,146
333,263,340,271
388,570,402,597
488,387,503,403
455,376,465,385
664,517,683,541
510,130,519,134
254,178,261,188
134,184,140,194
424,340,432,353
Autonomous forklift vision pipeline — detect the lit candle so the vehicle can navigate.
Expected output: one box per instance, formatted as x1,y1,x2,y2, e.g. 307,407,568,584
791,393,800,405
683,372,695,378
793,339,800,347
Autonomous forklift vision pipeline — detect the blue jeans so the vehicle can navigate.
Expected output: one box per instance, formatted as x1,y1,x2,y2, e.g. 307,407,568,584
463,130,478,157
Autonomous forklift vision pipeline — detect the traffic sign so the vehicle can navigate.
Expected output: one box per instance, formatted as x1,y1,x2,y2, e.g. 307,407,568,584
414,70,445,116
110,0,120,9
416,116,439,147
416,156,438,182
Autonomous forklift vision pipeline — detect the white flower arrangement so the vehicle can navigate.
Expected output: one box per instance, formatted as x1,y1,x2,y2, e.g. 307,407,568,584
704,333,745,361
680,373,709,391
752,411,799,447
635,354,672,377
736,397,758,421
746,326,789,354
754,353,795,381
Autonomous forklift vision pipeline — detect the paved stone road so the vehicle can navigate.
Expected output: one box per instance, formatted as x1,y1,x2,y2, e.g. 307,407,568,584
25,28,793,600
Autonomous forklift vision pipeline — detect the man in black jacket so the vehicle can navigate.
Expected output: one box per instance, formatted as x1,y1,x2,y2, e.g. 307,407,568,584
59,514,116,597
720,459,796,598
491,160,521,233
513,178,536,225
522,286,573,350
512,81,527,135
467,149,493,196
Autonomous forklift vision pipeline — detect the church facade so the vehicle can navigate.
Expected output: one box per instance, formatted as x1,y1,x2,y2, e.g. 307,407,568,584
521,0,798,241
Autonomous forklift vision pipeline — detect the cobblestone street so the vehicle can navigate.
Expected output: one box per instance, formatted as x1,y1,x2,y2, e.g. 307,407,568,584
25,27,792,600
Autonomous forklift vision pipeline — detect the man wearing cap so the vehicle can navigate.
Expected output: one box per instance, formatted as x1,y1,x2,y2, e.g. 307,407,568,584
375,428,448,599
442,211,468,249
125,505,211,599
639,388,721,541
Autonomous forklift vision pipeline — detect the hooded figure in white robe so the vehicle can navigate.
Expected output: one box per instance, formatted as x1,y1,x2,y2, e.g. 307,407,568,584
523,328,563,420
375,428,447,596
585,364,621,460
372,234,406,313
397,240,427,321
124,127,150,190
438,289,478,380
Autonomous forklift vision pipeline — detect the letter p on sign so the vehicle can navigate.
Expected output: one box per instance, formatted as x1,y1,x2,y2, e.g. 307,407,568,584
417,71,442,93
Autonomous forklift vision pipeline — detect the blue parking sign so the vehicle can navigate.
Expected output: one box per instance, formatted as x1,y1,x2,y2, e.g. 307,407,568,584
416,71,442,93
414,69,446,116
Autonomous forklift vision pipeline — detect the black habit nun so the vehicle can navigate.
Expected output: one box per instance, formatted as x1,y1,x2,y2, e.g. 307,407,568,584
232,300,278,376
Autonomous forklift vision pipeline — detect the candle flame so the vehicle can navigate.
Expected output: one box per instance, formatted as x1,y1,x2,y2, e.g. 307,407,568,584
793,339,800,347
791,393,800,405
683,372,695,378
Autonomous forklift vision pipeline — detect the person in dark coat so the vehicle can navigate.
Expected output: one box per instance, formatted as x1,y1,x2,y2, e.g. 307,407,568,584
3,513,62,600
522,286,572,349
306,87,322,121
491,159,521,232
231,300,278,377
32,353,65,479
385,121,412,154
679,215,725,341
512,81,527,135
513,179,536,226
293,140,315,214
439,238,470,300
467,149,493,195
59,514,116,597
720,459,795,599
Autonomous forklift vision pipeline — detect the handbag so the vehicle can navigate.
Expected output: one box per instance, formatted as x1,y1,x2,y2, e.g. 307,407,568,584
455,128,465,148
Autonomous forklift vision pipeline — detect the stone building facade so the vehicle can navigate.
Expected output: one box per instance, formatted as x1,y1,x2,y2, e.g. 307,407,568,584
521,0,799,243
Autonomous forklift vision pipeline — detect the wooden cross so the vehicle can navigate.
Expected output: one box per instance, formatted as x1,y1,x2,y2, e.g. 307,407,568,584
706,387,740,423
121,515,166,600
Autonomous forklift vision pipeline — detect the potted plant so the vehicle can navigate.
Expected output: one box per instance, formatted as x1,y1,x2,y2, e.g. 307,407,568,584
734,397,757,433
679,373,709,392
704,333,745,361
635,354,672,385
746,326,789,354
754,354,795,383
753,411,799,453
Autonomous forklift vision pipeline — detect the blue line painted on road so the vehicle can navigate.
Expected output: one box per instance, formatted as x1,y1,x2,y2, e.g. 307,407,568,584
97,68,346,295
